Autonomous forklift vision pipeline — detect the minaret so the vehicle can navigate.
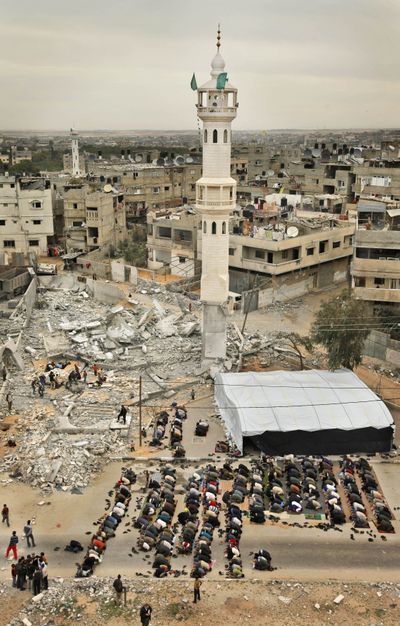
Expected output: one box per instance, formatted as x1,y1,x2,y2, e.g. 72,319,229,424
70,128,81,177
195,27,238,361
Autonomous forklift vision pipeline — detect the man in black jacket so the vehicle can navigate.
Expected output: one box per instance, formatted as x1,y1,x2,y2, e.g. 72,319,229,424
113,574,125,604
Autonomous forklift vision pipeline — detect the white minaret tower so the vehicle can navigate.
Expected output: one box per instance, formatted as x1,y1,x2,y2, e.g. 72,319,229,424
195,27,238,361
70,128,81,177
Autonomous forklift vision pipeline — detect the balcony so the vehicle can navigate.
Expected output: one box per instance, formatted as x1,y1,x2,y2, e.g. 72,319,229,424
352,257,400,276
354,286,400,303
196,199,235,208
196,106,237,114
86,210,98,224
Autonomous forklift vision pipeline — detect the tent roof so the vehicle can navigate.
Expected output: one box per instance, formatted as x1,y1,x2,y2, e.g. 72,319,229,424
214,369,394,452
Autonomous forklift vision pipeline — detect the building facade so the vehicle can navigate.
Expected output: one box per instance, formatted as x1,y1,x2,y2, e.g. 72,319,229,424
0,174,54,257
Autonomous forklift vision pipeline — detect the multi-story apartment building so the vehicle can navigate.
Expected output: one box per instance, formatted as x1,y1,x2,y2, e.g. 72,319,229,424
352,161,400,202
146,202,355,304
147,207,199,277
0,174,54,257
351,199,400,310
62,183,126,253
88,162,202,220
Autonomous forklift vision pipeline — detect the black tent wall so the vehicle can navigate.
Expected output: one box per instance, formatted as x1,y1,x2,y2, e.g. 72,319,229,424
248,426,393,456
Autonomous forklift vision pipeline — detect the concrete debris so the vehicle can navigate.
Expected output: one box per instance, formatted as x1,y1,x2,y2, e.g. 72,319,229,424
333,594,345,604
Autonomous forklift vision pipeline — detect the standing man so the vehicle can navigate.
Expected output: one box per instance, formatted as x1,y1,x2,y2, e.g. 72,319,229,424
117,404,127,424
40,560,48,590
2,503,10,527
31,378,38,395
140,604,152,626
2,365,7,381
24,520,36,548
32,563,42,596
6,391,12,413
191,388,195,401
6,531,18,560
193,577,202,603
113,574,125,604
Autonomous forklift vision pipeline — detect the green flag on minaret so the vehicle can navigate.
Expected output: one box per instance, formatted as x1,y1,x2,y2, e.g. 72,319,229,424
190,73,198,91
216,72,228,89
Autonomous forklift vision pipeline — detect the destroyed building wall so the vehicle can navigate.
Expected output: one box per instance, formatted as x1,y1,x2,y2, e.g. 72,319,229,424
85,278,127,304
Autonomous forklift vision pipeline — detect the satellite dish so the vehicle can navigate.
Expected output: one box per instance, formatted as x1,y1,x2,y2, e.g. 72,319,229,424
267,169,275,177
287,226,299,238
103,184,113,193
186,156,194,164
353,148,362,158
174,155,185,166
134,154,143,163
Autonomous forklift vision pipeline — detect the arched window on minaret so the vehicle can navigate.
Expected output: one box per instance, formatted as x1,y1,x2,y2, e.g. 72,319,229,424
203,221,207,234
223,129,228,143
222,221,226,234
204,129,208,143
213,129,218,143
212,221,217,234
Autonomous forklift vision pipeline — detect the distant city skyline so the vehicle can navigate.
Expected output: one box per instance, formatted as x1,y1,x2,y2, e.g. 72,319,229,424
1,0,399,131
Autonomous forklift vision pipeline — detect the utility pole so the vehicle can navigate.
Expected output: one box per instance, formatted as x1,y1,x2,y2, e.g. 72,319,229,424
241,273,259,335
139,375,142,447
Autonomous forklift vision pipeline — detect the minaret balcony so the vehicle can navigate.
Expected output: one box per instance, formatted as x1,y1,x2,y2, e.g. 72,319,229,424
196,105,237,114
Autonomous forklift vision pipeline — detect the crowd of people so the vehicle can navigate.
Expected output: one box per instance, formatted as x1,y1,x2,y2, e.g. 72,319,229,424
74,468,136,578
191,465,221,579
136,465,177,578
31,361,107,398
10,552,49,595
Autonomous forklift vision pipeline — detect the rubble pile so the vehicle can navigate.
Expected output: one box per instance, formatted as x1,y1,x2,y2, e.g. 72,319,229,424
0,412,123,493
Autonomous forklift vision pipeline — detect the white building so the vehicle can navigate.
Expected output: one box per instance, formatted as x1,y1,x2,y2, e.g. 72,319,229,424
195,28,238,361
0,174,54,257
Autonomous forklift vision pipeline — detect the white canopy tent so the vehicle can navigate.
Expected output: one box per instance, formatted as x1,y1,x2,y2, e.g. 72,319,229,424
214,369,394,455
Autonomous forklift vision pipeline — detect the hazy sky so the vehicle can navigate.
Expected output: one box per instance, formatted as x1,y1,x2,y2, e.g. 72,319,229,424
1,0,399,130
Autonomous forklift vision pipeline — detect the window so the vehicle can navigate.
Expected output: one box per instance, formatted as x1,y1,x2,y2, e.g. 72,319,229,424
213,129,218,144
178,256,186,263
332,241,341,249
222,221,226,234
0,220,5,226
4,240,15,248
32,201,42,208
255,250,265,260
73,203,78,209
29,240,39,247
267,252,273,263
33,219,42,225
282,250,289,259
164,186,170,192
223,129,228,143
319,240,328,254
158,226,171,239
3,203,8,207
229,248,235,256
203,221,207,234
212,221,217,235
307,247,314,256
374,277,385,286
73,221,83,227
355,277,366,287
204,129,208,143
153,187,160,193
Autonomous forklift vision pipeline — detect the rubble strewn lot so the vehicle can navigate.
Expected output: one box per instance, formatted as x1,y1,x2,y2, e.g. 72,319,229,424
1,578,400,626
0,276,312,494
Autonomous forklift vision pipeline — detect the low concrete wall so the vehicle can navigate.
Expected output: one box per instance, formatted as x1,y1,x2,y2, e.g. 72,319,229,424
363,330,400,366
